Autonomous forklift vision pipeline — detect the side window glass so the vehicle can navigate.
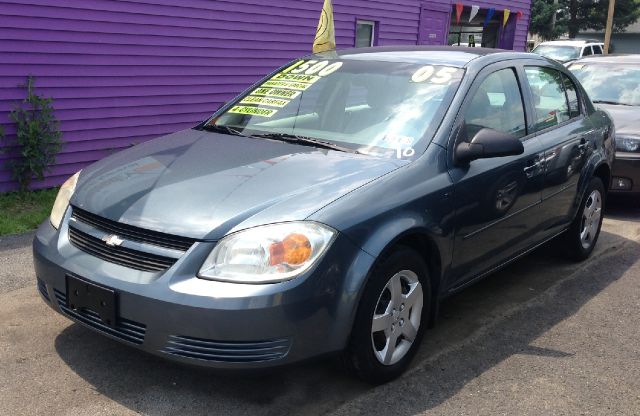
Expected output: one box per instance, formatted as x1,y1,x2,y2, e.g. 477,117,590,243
582,46,593,56
525,67,570,131
464,68,526,139
562,74,581,118
593,45,603,54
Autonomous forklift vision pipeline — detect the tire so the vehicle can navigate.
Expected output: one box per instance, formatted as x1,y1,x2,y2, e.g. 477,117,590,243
344,246,430,384
562,176,605,261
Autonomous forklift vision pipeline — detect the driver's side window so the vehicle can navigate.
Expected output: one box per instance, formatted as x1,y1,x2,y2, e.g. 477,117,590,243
465,68,527,140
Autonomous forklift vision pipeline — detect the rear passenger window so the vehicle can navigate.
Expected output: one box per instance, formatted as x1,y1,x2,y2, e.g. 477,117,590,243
582,46,593,56
593,45,603,54
562,74,580,118
525,67,570,131
464,68,526,139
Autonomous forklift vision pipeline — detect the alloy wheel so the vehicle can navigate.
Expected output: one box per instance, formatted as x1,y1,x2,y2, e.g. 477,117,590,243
371,270,423,366
580,189,602,249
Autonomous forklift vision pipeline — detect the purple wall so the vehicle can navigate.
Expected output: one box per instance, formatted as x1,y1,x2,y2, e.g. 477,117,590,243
0,0,530,192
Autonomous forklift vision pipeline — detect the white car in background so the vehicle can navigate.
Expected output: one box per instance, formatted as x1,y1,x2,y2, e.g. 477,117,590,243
532,40,605,65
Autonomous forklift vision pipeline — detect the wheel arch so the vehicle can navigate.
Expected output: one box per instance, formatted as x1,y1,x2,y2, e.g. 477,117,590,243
356,227,447,328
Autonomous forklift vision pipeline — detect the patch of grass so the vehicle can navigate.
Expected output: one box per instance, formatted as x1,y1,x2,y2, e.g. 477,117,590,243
0,188,58,236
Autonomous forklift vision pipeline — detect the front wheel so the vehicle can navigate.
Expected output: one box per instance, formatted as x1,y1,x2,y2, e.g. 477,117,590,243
344,247,430,384
562,176,605,261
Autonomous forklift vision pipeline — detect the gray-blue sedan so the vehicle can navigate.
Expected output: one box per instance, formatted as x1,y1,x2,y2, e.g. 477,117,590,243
34,46,615,384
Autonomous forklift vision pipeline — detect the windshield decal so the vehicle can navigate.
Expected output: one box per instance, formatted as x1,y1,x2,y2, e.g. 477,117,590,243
250,87,301,99
271,73,321,84
289,60,343,76
240,96,290,107
228,60,343,118
262,80,314,91
228,106,278,117
411,65,462,84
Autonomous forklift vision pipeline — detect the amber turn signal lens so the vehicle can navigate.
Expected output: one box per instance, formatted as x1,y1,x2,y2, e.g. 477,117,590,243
269,233,312,266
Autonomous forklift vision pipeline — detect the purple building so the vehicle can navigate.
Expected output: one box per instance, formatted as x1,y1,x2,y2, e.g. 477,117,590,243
0,0,531,192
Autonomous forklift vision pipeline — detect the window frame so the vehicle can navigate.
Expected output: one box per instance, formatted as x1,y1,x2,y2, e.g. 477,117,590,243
522,64,586,136
560,72,582,119
448,63,532,154
355,20,376,48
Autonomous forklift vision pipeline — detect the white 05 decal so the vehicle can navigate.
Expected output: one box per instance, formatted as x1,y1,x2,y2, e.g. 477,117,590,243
411,66,459,84
290,60,343,77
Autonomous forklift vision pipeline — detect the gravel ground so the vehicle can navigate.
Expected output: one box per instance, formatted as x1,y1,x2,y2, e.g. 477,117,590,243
1,202,639,416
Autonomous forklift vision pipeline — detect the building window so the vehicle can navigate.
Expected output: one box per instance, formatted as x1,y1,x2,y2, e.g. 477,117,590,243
355,20,375,47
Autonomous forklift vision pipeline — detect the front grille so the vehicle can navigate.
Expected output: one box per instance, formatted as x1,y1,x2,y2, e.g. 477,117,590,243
68,227,177,272
71,207,196,251
162,335,290,363
37,278,50,302
54,289,146,345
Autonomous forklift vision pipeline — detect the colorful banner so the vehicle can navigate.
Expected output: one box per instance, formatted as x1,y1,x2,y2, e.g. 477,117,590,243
483,8,495,27
469,5,480,22
455,2,464,24
503,9,511,27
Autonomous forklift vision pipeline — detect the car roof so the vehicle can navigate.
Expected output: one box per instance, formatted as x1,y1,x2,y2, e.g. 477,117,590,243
312,45,543,68
537,40,602,46
572,54,640,64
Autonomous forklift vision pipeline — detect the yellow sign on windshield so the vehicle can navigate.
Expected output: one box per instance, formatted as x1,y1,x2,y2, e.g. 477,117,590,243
228,106,278,117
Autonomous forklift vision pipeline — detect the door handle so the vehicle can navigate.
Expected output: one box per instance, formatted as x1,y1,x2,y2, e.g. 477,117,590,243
523,159,543,176
577,137,588,151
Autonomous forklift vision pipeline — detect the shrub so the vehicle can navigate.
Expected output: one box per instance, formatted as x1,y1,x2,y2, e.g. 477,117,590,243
7,76,62,192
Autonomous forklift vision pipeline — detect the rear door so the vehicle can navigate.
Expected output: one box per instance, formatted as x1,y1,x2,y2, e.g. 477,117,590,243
447,63,546,289
522,65,595,235
418,4,451,45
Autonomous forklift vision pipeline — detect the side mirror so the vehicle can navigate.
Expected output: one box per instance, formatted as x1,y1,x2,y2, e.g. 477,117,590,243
455,128,524,163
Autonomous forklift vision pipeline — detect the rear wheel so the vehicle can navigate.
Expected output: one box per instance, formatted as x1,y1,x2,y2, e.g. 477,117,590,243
345,247,430,384
562,177,605,261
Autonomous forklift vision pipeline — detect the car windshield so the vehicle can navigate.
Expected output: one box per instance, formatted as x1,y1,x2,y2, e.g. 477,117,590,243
570,63,640,106
533,45,581,62
205,58,464,158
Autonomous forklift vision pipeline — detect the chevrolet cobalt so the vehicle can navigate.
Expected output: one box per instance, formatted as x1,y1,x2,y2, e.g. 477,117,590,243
34,46,614,384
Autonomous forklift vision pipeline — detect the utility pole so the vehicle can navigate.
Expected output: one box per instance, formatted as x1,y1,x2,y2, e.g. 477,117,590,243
604,0,616,53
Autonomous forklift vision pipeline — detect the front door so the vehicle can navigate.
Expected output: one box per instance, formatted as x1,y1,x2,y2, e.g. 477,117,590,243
418,4,451,45
448,65,546,289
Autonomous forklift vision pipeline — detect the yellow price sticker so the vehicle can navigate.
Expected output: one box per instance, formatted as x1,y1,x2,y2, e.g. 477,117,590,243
228,106,278,117
251,87,301,99
262,80,313,91
240,96,290,107
271,73,321,84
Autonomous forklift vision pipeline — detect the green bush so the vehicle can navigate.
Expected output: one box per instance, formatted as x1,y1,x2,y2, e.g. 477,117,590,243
7,76,62,192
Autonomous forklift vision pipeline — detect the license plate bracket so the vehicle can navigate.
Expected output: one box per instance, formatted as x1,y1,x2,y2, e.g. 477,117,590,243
66,275,117,328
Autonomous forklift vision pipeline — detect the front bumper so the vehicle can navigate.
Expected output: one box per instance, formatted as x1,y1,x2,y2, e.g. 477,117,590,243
610,153,640,195
33,218,375,369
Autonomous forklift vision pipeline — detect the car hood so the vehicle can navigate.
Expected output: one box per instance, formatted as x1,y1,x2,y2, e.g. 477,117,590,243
72,129,405,240
597,104,640,137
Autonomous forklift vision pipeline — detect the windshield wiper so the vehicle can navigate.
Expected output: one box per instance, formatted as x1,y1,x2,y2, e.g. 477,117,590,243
252,132,361,154
202,124,248,136
592,100,633,107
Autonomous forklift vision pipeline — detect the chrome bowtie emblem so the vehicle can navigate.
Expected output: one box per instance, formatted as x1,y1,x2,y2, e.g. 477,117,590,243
102,234,124,247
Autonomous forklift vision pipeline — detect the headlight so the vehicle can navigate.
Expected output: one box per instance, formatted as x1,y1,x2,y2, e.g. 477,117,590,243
50,171,80,229
616,136,640,153
198,222,336,284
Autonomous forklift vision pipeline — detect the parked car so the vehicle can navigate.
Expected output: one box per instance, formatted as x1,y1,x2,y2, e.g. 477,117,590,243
569,54,640,197
533,40,605,65
34,46,615,384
